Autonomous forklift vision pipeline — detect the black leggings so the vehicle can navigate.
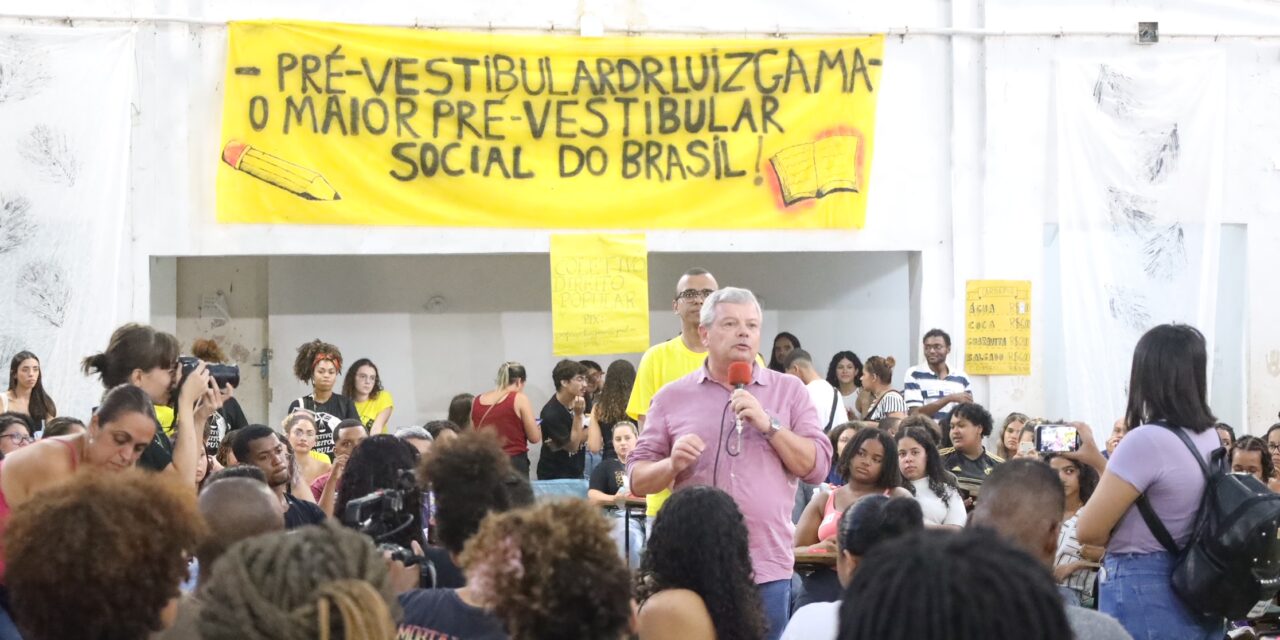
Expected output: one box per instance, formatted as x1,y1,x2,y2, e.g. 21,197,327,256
509,453,531,479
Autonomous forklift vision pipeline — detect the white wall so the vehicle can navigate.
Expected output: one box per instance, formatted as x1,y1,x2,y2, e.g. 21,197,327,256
7,0,1280,431
252,251,910,425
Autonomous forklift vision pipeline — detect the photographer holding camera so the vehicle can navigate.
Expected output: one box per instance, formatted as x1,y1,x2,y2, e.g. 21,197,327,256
336,435,433,587
191,339,248,453
81,323,221,487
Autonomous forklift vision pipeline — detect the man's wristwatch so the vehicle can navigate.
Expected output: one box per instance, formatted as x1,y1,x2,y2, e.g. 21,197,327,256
764,415,783,439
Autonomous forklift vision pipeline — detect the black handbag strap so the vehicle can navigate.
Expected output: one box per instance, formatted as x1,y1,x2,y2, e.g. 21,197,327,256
1134,421,1212,556
826,390,840,431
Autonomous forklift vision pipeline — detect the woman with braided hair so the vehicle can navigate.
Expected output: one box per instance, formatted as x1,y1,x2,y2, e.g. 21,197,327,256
198,520,400,640
836,528,1072,640
287,340,359,459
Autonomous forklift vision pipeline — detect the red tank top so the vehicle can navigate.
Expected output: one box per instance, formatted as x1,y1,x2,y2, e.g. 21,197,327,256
472,393,527,457
0,438,79,579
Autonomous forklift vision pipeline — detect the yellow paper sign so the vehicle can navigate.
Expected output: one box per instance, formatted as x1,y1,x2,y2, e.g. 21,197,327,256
551,234,649,356
217,21,884,229
964,280,1032,376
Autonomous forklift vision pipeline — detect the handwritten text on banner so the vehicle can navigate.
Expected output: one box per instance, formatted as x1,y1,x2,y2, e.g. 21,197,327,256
965,280,1032,376
551,234,649,356
217,21,884,229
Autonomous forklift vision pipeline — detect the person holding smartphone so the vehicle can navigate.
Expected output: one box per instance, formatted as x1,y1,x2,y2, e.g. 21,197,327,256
1046,446,1103,608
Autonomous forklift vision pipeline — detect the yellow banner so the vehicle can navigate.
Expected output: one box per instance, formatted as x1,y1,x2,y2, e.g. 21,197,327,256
965,280,1032,375
217,21,884,229
550,234,649,356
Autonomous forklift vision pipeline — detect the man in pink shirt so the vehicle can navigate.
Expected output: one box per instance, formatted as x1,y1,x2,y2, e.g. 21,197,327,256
628,287,833,640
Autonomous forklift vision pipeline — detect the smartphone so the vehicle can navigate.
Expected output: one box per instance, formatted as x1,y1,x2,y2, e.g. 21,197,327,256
1036,424,1081,453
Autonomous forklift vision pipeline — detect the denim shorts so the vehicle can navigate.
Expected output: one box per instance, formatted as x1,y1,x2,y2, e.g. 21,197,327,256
1099,551,1223,640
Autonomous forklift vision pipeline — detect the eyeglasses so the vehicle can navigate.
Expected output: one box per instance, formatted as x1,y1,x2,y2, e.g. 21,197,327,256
2,433,33,445
1269,443,1280,453
676,288,715,301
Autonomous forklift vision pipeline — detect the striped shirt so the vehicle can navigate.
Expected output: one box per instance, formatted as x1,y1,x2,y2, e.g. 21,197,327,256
867,390,907,421
902,365,971,420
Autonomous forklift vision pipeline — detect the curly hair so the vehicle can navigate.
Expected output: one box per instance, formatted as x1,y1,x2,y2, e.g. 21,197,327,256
461,500,631,640
191,338,228,363
334,435,423,550
636,485,766,640
836,427,904,489
198,521,398,640
419,431,532,554
951,402,994,437
341,358,384,400
594,359,636,427
293,339,343,383
5,469,205,640
825,350,864,390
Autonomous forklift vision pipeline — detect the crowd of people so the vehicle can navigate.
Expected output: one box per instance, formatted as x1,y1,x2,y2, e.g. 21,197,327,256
0,269,1272,640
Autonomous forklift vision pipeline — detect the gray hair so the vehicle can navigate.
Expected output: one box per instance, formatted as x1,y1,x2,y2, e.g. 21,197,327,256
395,425,432,441
699,287,763,328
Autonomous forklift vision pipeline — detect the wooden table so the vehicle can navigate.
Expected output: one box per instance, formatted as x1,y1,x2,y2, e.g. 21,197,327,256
794,549,837,569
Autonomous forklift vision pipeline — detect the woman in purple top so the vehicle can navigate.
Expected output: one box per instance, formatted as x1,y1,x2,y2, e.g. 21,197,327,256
1077,324,1224,639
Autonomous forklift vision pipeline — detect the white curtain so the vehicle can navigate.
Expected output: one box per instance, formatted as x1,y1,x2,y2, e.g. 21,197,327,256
1056,53,1225,433
0,27,136,420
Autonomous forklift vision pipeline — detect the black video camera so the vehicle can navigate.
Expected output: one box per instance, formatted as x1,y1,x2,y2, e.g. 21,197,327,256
178,356,240,389
341,469,435,589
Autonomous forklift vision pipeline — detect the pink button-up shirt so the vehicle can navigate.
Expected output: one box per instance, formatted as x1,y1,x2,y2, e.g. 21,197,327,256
627,362,833,583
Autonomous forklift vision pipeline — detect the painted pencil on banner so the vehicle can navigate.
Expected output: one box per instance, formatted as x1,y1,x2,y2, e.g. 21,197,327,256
221,140,340,201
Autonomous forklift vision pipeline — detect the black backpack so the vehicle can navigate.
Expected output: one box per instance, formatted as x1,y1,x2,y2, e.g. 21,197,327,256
1136,422,1280,619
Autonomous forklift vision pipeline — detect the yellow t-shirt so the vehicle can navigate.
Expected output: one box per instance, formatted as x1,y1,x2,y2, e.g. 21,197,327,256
156,405,176,439
626,336,767,517
354,391,395,431
308,450,332,464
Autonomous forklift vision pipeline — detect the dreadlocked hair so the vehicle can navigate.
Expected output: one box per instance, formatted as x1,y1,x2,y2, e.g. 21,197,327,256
293,339,343,383
460,500,631,640
198,520,399,640
636,485,767,640
836,528,1071,640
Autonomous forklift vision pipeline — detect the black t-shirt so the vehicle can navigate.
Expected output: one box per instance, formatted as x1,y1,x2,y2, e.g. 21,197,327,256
398,589,507,640
941,447,1003,483
597,418,621,460
206,397,250,455
138,421,174,472
589,457,625,500
284,493,326,529
536,397,584,481
423,545,465,589
287,394,359,457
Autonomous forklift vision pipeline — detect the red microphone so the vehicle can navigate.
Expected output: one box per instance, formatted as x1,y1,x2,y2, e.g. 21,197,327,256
728,361,752,437
728,361,753,390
